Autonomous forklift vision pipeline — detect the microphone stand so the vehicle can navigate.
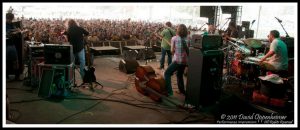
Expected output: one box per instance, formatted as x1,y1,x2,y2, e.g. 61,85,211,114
250,23,254,30
220,18,231,31
199,23,206,31
276,19,290,38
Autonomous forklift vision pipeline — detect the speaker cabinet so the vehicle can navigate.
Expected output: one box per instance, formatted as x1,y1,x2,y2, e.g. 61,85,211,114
193,35,223,50
119,59,139,74
186,48,224,107
221,6,238,14
242,21,250,30
38,63,75,87
123,50,138,60
44,44,73,65
38,69,54,98
281,37,294,58
200,6,215,18
245,30,254,38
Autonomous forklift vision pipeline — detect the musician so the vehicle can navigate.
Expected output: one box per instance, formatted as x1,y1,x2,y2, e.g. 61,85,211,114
164,24,190,96
6,12,20,80
224,21,239,39
158,21,176,70
259,30,288,71
207,23,219,35
63,19,89,79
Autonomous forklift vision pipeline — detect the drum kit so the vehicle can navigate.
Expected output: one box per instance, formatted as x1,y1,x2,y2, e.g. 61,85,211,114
224,37,266,84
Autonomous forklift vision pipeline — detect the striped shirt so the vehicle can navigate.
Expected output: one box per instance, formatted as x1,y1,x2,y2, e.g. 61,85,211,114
171,35,190,64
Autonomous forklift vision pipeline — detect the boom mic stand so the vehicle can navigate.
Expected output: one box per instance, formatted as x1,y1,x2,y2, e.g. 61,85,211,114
275,17,290,38
199,23,206,31
220,18,231,31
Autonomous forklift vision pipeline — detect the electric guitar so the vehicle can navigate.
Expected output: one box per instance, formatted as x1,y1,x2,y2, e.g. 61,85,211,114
154,29,172,46
83,39,96,84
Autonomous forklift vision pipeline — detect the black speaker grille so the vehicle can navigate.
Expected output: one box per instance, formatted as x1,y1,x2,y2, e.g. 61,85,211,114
200,6,215,18
38,69,54,98
44,44,73,65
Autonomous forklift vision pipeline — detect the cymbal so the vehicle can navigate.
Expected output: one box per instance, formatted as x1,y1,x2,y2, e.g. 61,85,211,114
242,38,262,48
228,37,238,42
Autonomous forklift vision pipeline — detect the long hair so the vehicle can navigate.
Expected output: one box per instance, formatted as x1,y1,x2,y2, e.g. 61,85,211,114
67,19,78,29
177,24,188,38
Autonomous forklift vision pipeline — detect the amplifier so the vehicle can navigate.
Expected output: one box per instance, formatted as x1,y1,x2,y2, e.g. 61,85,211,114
29,44,44,58
44,44,73,65
38,63,75,88
192,35,223,50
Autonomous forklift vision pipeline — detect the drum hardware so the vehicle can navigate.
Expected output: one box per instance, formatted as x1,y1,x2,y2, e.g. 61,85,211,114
224,39,263,87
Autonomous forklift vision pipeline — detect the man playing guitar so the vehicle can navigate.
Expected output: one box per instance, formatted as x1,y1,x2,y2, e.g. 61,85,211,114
154,22,176,70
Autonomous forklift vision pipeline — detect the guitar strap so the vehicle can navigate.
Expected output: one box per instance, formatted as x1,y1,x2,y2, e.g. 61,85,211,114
167,28,174,37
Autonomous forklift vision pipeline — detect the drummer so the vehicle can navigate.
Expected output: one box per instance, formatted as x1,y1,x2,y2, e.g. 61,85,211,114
258,30,288,72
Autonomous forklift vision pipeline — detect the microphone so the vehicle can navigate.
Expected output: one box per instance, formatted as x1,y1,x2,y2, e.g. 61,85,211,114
250,20,256,29
275,17,282,23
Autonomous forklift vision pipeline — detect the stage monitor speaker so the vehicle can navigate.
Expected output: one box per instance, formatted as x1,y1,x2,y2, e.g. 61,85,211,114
123,50,138,60
119,59,140,74
195,35,223,50
38,69,54,98
200,6,215,18
186,48,224,107
44,44,73,65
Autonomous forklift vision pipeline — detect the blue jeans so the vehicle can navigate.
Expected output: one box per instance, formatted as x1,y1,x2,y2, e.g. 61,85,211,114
164,62,186,96
160,48,172,69
73,49,86,79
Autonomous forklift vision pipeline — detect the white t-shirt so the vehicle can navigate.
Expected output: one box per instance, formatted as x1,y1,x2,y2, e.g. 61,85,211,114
268,38,288,70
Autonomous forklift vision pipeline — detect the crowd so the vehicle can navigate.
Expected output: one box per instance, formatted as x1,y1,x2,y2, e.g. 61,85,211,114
19,18,200,45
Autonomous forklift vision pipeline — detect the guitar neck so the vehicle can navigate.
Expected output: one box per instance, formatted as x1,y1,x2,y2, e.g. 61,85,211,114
154,33,171,46
85,43,91,67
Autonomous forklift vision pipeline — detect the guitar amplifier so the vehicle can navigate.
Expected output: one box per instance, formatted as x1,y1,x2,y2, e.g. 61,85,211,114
44,44,73,65
38,63,75,88
29,44,44,58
